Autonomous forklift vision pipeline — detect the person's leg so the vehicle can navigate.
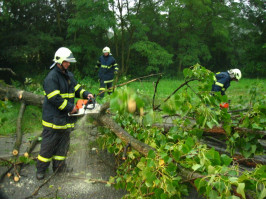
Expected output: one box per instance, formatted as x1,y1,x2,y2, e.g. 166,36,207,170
107,82,113,95
52,130,71,172
36,129,58,179
99,79,106,98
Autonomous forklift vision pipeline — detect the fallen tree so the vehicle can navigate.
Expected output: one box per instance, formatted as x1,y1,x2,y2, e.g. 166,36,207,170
0,65,265,199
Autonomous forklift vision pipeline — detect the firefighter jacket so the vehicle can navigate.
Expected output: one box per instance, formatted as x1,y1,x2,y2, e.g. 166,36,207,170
212,71,231,95
95,54,118,83
42,66,91,131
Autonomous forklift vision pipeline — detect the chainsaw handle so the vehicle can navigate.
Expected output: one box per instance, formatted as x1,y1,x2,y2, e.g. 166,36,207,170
84,97,96,110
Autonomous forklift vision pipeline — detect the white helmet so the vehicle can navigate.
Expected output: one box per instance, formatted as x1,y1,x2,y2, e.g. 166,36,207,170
102,46,110,54
228,69,242,80
53,47,76,64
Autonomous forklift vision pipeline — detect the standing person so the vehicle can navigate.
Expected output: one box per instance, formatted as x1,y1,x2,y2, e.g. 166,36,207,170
212,69,242,96
95,46,119,98
36,47,94,180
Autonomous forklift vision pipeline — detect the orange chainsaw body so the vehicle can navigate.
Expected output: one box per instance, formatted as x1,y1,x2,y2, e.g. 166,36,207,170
220,102,229,109
76,99,88,109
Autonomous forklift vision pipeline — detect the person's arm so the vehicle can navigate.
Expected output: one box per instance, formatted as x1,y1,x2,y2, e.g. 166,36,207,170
95,58,101,70
112,59,119,74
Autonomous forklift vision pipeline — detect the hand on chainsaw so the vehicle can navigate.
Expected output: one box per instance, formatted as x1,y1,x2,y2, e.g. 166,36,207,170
87,94,94,99
70,106,78,114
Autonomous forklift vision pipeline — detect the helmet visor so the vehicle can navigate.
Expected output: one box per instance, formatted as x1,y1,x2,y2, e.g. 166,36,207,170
64,53,77,63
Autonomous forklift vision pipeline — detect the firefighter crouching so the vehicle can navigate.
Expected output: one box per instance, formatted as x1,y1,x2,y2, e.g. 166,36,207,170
36,47,93,180
95,46,119,98
211,69,242,109
212,69,242,96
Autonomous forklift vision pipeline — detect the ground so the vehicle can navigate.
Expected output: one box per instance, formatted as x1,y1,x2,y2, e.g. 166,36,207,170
0,117,127,199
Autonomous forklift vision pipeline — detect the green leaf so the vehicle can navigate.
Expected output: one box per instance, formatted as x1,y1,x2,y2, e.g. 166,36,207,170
147,150,156,159
166,163,177,176
137,161,146,170
208,165,216,174
192,164,202,171
209,190,219,199
172,150,181,161
259,186,266,199
221,154,232,166
185,137,195,149
147,159,155,168
183,68,193,78
236,183,246,198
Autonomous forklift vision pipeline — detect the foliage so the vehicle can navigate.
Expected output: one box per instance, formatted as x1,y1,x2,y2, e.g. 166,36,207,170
130,41,173,74
0,0,265,79
97,65,266,198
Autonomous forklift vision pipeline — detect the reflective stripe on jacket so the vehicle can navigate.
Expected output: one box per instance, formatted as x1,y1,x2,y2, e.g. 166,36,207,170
42,66,91,130
95,55,118,81
211,71,231,95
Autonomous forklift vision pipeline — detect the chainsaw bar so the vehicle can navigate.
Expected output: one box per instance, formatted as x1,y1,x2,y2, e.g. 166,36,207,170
68,103,101,116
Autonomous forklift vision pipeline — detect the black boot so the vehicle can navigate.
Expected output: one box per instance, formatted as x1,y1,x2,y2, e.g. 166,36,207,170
36,171,45,180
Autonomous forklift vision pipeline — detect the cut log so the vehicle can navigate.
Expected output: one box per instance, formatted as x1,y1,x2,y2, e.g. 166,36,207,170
13,102,26,156
0,83,44,107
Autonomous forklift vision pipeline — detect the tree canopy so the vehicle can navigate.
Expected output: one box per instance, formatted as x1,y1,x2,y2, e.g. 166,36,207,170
0,0,265,79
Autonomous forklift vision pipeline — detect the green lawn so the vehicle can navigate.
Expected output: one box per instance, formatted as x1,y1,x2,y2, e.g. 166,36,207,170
124,78,266,105
0,78,265,136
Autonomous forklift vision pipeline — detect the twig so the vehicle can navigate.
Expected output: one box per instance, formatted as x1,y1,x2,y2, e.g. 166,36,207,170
154,78,198,110
0,68,16,76
67,176,114,185
228,109,250,113
97,73,163,96
24,132,42,157
25,163,64,199
122,143,131,160
152,75,162,110
13,101,26,156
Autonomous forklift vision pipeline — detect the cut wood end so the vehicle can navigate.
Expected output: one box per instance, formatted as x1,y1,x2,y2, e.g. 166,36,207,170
14,176,20,182
7,173,12,178
18,91,24,99
24,152,29,157
13,149,19,156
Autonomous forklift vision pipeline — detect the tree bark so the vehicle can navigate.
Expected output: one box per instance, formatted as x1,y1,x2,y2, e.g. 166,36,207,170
0,83,44,107
13,102,26,156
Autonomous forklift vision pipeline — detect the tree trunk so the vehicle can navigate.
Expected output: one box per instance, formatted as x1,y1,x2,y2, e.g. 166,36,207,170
0,83,44,107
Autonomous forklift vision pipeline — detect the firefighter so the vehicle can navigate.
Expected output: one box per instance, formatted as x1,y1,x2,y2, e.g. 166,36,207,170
212,69,242,96
36,47,93,180
95,47,119,98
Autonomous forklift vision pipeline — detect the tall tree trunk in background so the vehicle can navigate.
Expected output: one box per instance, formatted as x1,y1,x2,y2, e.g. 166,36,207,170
178,59,182,76
117,0,125,75
53,0,62,34
124,0,141,75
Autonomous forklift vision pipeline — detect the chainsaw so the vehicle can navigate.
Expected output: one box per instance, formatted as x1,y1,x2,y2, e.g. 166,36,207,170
68,98,101,116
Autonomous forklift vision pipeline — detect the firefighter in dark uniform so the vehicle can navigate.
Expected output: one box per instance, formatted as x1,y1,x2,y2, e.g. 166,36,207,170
36,47,93,180
212,68,242,95
95,47,118,98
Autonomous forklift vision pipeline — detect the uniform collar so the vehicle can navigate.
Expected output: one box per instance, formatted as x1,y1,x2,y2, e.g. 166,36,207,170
55,65,70,77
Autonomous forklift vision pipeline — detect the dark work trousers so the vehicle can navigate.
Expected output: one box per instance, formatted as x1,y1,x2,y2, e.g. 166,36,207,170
36,129,70,173
99,79,113,98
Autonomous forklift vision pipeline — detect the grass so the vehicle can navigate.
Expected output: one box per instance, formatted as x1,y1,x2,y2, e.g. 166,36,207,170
0,77,265,136
122,78,266,106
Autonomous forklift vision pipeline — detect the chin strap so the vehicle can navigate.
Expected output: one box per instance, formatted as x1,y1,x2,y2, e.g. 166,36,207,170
49,62,56,69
